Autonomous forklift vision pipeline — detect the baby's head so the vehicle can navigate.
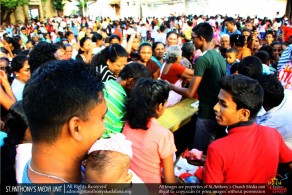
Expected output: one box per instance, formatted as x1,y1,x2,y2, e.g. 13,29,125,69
85,133,133,183
226,47,238,65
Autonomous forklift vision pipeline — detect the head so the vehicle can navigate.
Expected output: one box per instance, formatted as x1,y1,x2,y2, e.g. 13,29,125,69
64,43,73,59
131,36,140,52
165,45,182,64
265,31,275,45
244,22,253,31
23,60,106,159
138,42,153,63
192,22,213,50
238,56,263,79
119,62,152,94
126,78,169,130
181,42,195,61
270,42,283,60
247,36,260,53
254,50,270,65
152,42,165,60
226,47,238,64
241,28,251,45
109,34,121,45
220,34,230,49
86,133,132,184
257,74,284,111
166,31,178,46
0,57,9,74
224,17,237,33
11,55,30,83
54,42,67,60
79,36,92,54
230,34,245,47
65,31,75,43
214,74,263,126
28,41,57,73
26,39,35,51
20,27,27,35
91,33,104,47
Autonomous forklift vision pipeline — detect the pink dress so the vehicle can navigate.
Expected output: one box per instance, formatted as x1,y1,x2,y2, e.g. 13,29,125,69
122,118,177,183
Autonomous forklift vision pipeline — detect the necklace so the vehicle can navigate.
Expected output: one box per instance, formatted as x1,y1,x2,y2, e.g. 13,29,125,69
28,162,69,183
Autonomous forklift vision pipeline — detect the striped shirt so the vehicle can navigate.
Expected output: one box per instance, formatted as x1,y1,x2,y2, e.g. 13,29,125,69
96,64,116,82
102,80,127,138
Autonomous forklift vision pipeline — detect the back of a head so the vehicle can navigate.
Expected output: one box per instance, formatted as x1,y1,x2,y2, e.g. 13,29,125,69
257,74,284,110
254,50,270,64
192,22,213,42
23,60,104,143
238,56,263,79
182,42,195,59
119,62,151,80
91,33,103,42
126,78,170,130
28,41,57,73
230,34,245,47
220,74,263,119
259,45,273,59
166,45,182,63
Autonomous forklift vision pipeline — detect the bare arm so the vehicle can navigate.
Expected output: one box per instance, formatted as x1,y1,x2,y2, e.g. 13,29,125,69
181,68,194,82
125,32,136,54
0,71,16,110
162,154,177,183
170,75,202,98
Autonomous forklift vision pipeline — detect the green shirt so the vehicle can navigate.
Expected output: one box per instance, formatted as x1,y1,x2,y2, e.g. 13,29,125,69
194,49,226,119
102,80,127,138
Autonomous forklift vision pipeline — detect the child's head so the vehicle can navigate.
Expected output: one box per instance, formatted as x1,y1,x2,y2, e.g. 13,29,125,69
86,133,133,183
225,47,238,64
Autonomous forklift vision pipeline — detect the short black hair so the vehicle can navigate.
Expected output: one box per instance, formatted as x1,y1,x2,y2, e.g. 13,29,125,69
226,47,238,55
219,74,263,119
257,74,284,110
230,34,245,47
126,78,169,130
238,56,263,79
192,22,213,42
119,62,151,80
224,17,236,25
23,60,104,143
254,50,270,64
11,55,28,73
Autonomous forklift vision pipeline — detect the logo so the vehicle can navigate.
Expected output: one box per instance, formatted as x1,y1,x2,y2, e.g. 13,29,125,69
266,174,287,194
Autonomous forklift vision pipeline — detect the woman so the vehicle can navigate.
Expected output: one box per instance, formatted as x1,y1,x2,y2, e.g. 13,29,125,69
75,36,93,64
230,34,251,61
3,36,22,57
181,42,195,69
137,42,160,79
11,55,30,101
126,32,140,61
91,43,128,82
151,42,165,68
160,45,193,107
247,36,261,55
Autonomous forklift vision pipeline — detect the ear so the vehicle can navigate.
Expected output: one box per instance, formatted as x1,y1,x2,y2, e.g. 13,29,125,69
239,108,251,121
106,59,111,66
125,78,134,87
68,117,83,141
155,103,164,115
125,172,133,183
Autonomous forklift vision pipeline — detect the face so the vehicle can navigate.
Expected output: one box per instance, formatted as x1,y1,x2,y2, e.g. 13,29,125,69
110,38,120,45
26,42,34,51
153,43,165,59
242,31,251,44
82,39,92,52
214,89,243,126
265,34,274,44
107,56,127,77
65,46,73,59
272,44,282,57
245,23,253,30
0,60,8,73
96,39,103,47
21,29,27,35
54,48,66,60
220,37,230,49
139,45,152,63
81,97,107,150
226,52,237,64
225,21,234,32
192,32,203,50
15,60,30,83
132,38,140,51
166,33,178,46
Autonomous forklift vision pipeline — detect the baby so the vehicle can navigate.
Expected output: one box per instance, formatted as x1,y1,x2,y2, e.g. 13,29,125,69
85,133,133,184
225,47,239,75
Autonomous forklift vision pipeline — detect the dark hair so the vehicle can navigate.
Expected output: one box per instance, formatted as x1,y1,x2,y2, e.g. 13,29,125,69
152,41,165,52
159,25,166,32
11,55,28,73
26,39,36,46
192,22,213,42
259,45,273,59
78,36,91,54
91,44,128,66
226,47,239,55
166,31,178,39
109,34,121,43
254,50,270,64
119,62,151,80
224,17,237,25
257,74,284,110
238,56,263,79
54,42,65,50
241,28,252,35
138,42,152,52
219,74,263,119
65,31,73,39
230,62,239,74
28,41,57,73
230,34,245,47
126,78,169,130
91,33,103,42
23,60,104,143
182,42,195,60
1,101,29,185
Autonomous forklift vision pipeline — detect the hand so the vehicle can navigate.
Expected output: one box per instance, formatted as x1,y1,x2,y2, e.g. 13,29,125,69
0,119,5,129
0,70,9,86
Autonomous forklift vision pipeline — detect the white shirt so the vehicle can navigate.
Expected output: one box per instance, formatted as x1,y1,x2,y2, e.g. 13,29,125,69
11,79,25,101
256,90,292,149
15,143,32,183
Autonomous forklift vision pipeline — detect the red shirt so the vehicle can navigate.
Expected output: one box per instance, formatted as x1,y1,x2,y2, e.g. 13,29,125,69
283,26,292,42
161,62,185,84
204,123,292,183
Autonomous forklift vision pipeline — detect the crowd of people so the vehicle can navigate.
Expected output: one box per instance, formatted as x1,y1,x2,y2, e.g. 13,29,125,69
1,12,292,191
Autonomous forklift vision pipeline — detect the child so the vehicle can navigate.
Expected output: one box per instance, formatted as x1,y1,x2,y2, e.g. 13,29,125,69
122,78,177,183
86,133,133,183
225,47,239,75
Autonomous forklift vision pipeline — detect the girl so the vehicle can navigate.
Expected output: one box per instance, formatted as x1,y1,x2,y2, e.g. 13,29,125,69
123,78,177,183
75,36,93,64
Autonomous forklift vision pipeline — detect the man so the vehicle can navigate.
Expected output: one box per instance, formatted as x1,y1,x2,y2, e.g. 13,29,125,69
205,74,292,183
102,62,151,138
224,17,241,36
257,74,292,149
170,22,226,154
22,60,106,183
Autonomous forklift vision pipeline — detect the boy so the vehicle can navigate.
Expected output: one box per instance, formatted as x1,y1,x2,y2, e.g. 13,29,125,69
204,74,292,183
225,47,239,75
